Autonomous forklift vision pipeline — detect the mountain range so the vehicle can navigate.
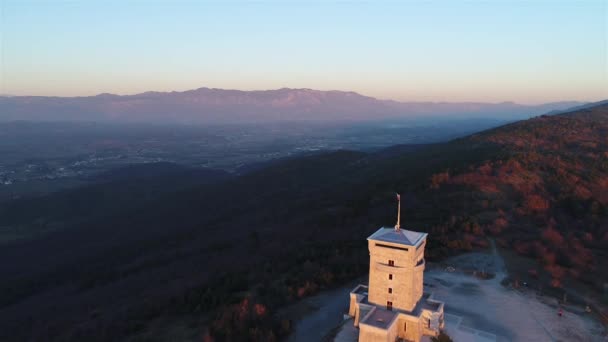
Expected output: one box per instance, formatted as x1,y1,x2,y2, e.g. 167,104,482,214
0,87,584,123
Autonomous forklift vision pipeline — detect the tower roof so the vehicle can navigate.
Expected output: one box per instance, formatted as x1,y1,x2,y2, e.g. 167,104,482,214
368,227,427,247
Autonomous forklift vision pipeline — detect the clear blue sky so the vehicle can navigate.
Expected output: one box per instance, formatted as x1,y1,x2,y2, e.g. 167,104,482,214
1,0,607,103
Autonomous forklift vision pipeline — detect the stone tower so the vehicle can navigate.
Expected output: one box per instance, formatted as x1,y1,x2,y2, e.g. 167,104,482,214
366,228,426,311
347,196,444,342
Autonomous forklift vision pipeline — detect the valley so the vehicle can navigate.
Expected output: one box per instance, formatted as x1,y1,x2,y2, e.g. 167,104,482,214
0,118,504,202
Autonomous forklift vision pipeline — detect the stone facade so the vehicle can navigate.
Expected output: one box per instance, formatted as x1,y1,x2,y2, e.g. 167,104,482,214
348,227,444,342
367,238,425,312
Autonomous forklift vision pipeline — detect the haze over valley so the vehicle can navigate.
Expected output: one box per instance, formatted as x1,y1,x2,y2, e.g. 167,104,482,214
0,88,586,202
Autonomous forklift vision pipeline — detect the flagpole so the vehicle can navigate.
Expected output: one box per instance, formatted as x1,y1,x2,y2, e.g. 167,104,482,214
396,194,401,230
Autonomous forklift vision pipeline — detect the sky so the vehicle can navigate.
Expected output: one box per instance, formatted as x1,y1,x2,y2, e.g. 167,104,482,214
1,0,607,104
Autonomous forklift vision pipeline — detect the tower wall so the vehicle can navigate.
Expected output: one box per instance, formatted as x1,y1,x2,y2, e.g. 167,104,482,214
367,238,425,312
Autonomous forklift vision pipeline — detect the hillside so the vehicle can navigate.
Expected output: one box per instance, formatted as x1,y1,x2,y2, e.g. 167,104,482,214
0,87,582,123
0,163,231,238
0,103,606,341
430,105,608,288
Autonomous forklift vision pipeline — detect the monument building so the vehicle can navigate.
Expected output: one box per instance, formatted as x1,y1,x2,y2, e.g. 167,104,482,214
347,194,444,342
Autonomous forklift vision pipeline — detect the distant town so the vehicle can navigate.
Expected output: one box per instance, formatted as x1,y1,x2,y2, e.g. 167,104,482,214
0,119,502,200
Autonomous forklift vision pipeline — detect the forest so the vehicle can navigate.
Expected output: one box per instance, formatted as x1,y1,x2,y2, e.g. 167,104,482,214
0,103,607,341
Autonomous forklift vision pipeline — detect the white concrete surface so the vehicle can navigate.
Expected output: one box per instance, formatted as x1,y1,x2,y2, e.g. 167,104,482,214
424,240,604,342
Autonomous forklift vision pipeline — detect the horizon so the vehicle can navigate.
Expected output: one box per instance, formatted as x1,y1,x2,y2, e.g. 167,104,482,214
2,0,607,105
0,85,595,106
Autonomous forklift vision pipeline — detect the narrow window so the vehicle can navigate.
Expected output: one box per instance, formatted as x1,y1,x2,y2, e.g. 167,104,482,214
388,274,393,280
404,322,407,332
387,301,393,310
388,288,392,294
388,260,394,266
